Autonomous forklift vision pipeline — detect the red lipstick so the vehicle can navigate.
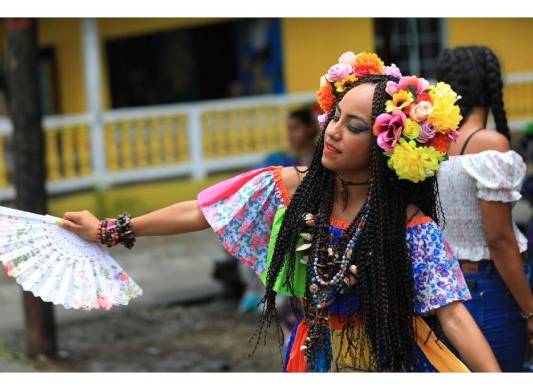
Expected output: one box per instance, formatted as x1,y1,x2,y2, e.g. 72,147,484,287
323,142,341,156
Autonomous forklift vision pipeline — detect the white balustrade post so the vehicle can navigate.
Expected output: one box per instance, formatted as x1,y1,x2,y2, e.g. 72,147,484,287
81,18,108,191
187,107,207,180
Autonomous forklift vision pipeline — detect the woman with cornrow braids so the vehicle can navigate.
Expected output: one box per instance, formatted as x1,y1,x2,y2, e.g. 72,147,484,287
59,51,499,372
437,46,533,372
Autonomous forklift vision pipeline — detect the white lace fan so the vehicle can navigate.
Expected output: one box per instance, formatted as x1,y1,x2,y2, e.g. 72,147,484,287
0,205,142,310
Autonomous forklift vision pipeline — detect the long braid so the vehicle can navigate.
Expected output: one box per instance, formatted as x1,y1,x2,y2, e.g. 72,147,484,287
482,47,511,139
437,45,511,140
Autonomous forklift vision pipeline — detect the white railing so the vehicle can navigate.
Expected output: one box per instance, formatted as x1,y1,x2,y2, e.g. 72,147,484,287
0,72,531,202
0,92,316,201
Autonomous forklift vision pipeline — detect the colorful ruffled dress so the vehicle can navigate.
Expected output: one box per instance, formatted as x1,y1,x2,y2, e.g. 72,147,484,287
198,166,472,372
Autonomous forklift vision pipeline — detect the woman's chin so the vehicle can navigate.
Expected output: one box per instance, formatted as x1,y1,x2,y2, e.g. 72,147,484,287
321,155,338,170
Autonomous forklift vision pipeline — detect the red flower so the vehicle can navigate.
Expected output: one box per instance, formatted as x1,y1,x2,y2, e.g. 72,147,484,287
429,133,451,153
416,92,432,104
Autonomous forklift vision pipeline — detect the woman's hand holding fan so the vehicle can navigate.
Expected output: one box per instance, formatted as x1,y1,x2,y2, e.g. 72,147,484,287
0,206,142,311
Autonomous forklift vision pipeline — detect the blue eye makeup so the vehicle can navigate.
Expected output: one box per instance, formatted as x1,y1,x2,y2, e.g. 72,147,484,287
347,119,370,134
334,105,370,134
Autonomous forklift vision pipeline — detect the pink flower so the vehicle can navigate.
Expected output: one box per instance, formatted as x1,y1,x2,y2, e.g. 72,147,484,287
407,101,433,123
373,109,406,152
226,242,239,254
238,221,253,235
119,272,129,282
326,63,353,82
447,130,460,142
317,113,328,129
264,209,275,223
416,123,436,144
250,235,267,249
2,262,14,276
251,188,265,202
234,207,246,220
96,296,113,310
338,51,357,66
384,63,402,79
386,76,430,97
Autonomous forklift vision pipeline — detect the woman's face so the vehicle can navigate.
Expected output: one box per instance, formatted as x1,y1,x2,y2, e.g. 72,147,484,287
321,83,375,175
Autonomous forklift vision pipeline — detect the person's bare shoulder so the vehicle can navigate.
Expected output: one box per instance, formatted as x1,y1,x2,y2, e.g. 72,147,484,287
280,166,308,197
468,129,510,153
406,204,425,223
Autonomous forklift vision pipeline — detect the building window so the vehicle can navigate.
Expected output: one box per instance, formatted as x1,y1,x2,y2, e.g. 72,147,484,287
105,18,285,109
374,18,445,80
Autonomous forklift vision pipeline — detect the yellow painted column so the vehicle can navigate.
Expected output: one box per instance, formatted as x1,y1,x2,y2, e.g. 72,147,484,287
45,130,61,180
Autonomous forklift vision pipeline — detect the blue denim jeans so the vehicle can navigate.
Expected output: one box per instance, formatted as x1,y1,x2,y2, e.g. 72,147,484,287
460,261,531,372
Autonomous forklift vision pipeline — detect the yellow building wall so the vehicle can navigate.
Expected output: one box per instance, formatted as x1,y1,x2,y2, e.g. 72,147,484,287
448,18,533,73
282,18,374,93
39,19,84,114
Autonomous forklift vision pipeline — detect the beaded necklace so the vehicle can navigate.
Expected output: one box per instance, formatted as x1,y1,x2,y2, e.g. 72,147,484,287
298,194,371,371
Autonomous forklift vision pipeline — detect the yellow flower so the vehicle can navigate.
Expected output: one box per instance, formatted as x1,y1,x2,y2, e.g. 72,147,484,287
334,74,357,93
427,82,463,132
387,139,445,183
385,90,414,113
403,119,421,140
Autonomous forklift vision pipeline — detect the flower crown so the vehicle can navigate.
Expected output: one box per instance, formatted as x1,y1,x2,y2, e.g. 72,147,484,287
316,51,462,183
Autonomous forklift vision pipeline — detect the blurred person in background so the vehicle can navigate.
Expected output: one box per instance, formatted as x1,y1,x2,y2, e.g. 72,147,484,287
436,45,533,372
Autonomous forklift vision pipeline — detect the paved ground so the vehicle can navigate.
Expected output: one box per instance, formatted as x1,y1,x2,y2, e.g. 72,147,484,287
0,298,282,372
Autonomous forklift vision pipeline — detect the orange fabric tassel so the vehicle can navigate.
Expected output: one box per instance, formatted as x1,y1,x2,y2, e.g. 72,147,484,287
286,321,309,372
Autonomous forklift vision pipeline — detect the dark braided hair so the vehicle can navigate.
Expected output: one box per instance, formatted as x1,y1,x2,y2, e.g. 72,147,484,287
436,46,510,140
254,74,443,371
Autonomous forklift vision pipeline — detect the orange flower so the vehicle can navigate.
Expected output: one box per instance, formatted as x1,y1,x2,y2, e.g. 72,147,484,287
317,83,336,113
353,52,385,77
428,132,451,153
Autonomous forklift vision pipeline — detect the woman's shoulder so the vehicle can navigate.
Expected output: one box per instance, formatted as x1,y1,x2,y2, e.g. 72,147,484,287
279,166,308,199
405,205,432,227
463,128,510,154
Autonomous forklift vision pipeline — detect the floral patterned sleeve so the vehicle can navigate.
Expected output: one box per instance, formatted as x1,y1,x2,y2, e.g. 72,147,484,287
406,217,471,316
197,166,290,274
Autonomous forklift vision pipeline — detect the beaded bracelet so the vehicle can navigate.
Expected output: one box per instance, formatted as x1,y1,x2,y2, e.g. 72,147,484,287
96,212,136,249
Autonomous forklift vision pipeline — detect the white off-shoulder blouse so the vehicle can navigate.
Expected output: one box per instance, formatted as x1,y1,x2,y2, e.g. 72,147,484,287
437,150,528,261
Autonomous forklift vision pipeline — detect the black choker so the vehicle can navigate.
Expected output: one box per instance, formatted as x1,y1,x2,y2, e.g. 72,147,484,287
337,174,369,211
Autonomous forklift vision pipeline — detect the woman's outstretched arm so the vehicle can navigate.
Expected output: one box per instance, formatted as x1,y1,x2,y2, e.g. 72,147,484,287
436,301,501,372
59,200,209,241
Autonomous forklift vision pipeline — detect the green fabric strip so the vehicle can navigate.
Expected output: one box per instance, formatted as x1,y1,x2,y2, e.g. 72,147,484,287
259,207,307,297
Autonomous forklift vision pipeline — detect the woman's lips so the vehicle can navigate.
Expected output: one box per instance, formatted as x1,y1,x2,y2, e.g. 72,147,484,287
324,142,341,156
